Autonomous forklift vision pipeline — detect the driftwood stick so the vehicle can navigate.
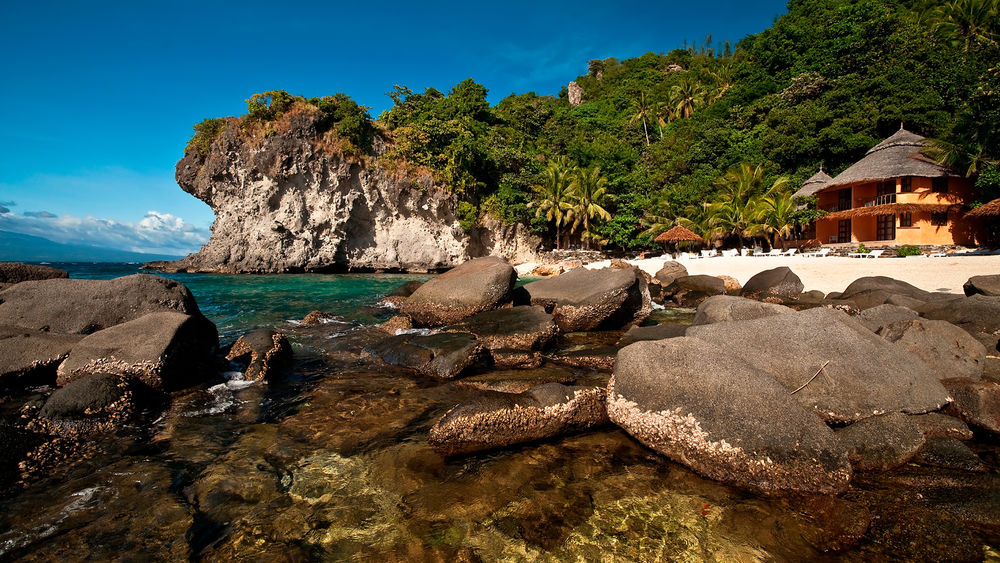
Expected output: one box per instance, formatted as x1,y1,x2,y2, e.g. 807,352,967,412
791,360,831,395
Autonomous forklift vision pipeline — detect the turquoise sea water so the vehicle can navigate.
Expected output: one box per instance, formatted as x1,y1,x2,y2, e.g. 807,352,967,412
53,262,432,341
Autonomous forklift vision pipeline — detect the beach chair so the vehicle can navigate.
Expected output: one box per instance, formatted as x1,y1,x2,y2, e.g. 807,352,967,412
721,249,738,257
801,248,831,258
783,248,798,257
926,250,947,257
848,249,884,259
741,248,752,257
762,249,782,257
679,252,698,259
700,249,718,258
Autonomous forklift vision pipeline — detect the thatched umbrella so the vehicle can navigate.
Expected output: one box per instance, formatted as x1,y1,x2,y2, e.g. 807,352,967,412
966,198,1000,218
655,225,703,253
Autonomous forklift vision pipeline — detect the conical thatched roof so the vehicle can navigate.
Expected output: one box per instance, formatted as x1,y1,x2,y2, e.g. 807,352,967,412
793,169,833,198
655,225,703,242
824,128,956,190
966,198,1000,218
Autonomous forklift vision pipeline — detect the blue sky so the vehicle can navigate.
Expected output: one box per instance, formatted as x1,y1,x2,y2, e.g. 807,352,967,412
0,0,787,255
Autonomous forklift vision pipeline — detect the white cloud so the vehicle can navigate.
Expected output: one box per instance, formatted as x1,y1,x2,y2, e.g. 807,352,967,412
0,209,210,256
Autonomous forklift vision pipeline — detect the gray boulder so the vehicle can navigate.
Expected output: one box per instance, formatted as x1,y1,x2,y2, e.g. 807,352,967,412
661,275,726,307
38,372,141,435
964,274,1000,297
0,262,67,288
835,412,925,471
686,308,951,423
226,330,292,381
609,337,851,494
523,267,651,332
739,266,804,300
0,274,209,335
366,332,485,379
840,276,932,303
443,306,557,352
0,326,82,389
877,319,986,380
429,383,607,456
400,257,515,326
691,295,794,326
617,323,688,346
654,261,688,285
855,304,919,332
910,412,973,441
378,280,425,308
919,295,1000,353
943,378,1000,434
56,312,219,390
913,438,985,472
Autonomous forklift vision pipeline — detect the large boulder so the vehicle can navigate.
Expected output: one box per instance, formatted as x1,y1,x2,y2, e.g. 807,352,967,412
38,372,140,436
0,262,67,288
523,267,651,332
691,295,794,326
835,412,925,471
400,257,516,326
661,275,726,307
855,304,919,332
739,266,804,300
913,437,986,472
429,383,607,456
840,276,932,304
609,337,851,494
378,280,425,308
942,378,1000,434
919,295,1000,353
365,332,485,379
617,323,688,346
686,308,951,423
56,312,219,390
0,274,209,335
0,326,82,389
877,319,987,380
226,330,292,382
910,412,973,441
964,274,1000,297
443,306,557,352
654,261,688,286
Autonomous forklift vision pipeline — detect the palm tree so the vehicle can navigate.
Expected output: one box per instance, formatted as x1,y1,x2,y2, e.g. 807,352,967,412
707,62,735,102
630,92,652,146
569,166,612,250
757,189,799,250
653,101,677,140
924,137,999,177
929,0,999,51
530,158,576,249
670,75,706,119
709,163,790,249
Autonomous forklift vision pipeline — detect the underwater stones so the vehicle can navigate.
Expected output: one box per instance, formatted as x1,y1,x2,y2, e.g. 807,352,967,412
835,412,925,471
660,275,726,308
443,306,557,352
942,378,1000,434
686,308,951,423
0,274,209,335
400,257,516,326
366,332,485,379
56,311,218,391
690,295,793,326
877,318,986,380
457,365,577,394
0,326,82,389
429,383,608,456
226,329,292,382
523,267,651,332
609,337,851,494
964,274,1000,297
653,261,688,286
739,266,803,300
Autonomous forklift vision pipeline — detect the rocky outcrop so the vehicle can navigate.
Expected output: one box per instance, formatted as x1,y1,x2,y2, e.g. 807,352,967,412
152,110,538,273
918,294,1000,353
653,261,688,286
226,330,292,381
0,262,67,289
400,257,516,326
523,267,651,332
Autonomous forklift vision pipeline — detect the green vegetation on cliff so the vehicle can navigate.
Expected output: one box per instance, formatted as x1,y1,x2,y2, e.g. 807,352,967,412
186,0,999,250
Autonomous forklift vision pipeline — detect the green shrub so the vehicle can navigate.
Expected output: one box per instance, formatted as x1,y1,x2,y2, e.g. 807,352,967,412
246,90,296,122
896,245,921,257
187,118,228,155
457,201,478,233
856,243,868,254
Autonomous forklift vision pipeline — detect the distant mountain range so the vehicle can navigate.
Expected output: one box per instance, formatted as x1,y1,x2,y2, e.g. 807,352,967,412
0,230,183,263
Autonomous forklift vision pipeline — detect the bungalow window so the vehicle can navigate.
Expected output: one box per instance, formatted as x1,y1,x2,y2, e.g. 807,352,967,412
931,212,948,226
932,177,949,193
900,177,913,192
900,212,912,227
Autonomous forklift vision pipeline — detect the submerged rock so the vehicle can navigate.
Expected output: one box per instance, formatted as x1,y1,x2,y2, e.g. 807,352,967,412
914,438,985,472
523,267,651,332
429,383,608,456
690,295,793,326
401,257,516,326
56,311,219,391
366,332,485,378
739,266,803,300
609,337,852,494
226,329,292,381
443,306,557,352
836,412,925,471
686,308,951,423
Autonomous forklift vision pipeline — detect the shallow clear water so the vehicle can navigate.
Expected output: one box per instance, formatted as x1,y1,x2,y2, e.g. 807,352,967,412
1,264,998,561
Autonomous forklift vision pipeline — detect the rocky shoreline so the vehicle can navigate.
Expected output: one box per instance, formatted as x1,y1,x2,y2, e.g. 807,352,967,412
3,258,1000,558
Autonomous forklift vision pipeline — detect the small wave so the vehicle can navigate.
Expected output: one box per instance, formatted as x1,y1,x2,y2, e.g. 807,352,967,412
394,328,435,336
182,372,257,416
651,302,665,311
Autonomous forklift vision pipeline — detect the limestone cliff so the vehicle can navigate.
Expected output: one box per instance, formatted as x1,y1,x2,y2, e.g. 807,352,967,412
152,109,539,273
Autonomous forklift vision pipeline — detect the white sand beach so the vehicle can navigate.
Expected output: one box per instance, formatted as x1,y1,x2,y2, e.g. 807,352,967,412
519,254,1000,294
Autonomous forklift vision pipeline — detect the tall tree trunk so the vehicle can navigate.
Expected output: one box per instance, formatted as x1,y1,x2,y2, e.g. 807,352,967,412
642,118,650,146
556,223,561,250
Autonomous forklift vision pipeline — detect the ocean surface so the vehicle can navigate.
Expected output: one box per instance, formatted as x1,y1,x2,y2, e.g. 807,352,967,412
1,264,997,560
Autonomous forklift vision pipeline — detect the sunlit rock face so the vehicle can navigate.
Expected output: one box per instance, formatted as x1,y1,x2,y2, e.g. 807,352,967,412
160,110,539,273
